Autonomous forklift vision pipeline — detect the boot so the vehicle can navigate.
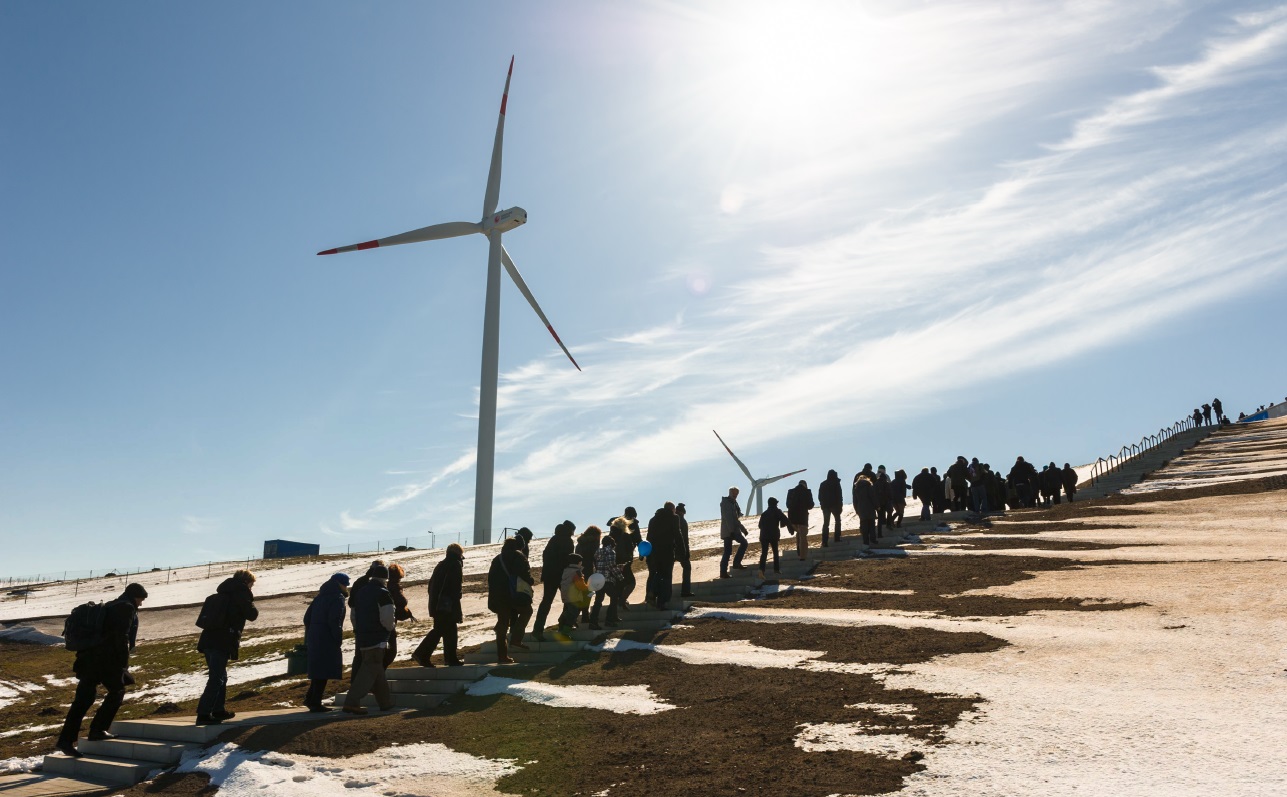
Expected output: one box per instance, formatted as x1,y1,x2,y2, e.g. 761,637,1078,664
496,634,515,664
589,605,603,630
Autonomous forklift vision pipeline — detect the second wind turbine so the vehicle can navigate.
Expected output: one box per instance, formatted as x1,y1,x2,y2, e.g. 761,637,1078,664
713,430,806,516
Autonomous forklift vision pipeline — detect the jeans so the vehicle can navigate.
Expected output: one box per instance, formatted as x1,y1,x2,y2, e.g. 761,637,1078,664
196,650,229,717
720,537,747,575
533,580,561,634
591,581,620,624
413,615,460,665
646,560,675,608
821,507,842,544
793,524,809,559
58,674,125,746
494,602,532,644
679,558,692,594
345,646,392,710
759,539,780,572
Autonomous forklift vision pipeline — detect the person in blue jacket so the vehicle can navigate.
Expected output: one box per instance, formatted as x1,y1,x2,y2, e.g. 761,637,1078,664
303,572,349,712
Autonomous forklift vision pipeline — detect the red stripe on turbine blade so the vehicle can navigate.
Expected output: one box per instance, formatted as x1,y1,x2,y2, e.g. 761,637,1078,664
356,240,380,251
547,325,582,370
317,249,338,256
500,93,507,116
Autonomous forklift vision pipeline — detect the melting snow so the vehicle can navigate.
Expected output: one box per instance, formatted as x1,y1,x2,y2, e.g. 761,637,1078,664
795,722,920,757
175,741,518,797
465,675,675,715
591,637,888,675
0,679,44,711
0,625,63,645
0,755,44,774
0,723,61,740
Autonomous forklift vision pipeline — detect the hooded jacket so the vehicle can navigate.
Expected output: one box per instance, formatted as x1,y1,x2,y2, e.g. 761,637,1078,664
786,483,815,525
852,477,876,519
351,577,395,650
541,522,577,585
197,577,258,660
428,548,464,623
304,577,347,680
818,470,844,510
758,504,790,542
646,508,680,563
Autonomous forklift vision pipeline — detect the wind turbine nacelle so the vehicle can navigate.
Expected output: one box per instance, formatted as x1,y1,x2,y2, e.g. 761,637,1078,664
483,206,527,233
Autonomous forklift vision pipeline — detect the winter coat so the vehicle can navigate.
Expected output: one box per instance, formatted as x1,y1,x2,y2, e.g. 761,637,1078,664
1062,466,1079,494
874,474,893,508
389,576,412,622
428,550,464,624
559,564,585,604
304,578,346,681
946,460,970,491
351,577,395,650
852,478,876,520
758,505,790,542
786,484,815,525
197,577,258,661
890,475,909,507
646,509,680,564
911,471,934,502
73,594,137,684
487,546,533,614
595,543,623,583
720,496,747,540
610,518,642,565
575,534,601,576
818,470,844,510
676,515,691,562
541,524,577,585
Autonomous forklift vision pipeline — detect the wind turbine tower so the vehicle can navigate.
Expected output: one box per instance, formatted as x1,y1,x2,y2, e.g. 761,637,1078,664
712,430,806,516
317,58,580,545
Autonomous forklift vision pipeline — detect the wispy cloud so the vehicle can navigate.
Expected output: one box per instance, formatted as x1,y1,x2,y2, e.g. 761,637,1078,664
181,515,219,536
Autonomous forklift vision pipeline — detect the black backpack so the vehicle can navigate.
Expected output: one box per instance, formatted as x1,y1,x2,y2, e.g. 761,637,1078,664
195,593,228,630
63,601,108,652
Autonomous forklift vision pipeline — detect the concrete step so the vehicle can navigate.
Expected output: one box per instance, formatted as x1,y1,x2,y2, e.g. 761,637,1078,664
688,589,750,602
111,707,381,743
42,752,154,786
462,650,577,666
385,664,492,681
480,638,585,654
333,692,446,711
76,737,190,764
389,679,475,695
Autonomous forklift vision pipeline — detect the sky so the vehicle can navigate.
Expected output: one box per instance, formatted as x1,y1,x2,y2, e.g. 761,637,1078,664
2,1,1286,578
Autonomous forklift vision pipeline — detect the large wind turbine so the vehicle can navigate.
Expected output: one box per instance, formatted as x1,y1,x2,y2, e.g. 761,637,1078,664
712,430,806,516
317,57,580,546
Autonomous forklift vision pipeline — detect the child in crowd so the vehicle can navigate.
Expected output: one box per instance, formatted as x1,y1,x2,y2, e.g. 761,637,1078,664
557,553,590,638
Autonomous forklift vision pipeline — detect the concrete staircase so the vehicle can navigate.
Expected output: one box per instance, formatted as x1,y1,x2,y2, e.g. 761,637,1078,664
1075,426,1213,501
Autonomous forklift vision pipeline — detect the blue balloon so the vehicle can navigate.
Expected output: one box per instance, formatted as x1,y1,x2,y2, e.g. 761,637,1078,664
637,540,653,556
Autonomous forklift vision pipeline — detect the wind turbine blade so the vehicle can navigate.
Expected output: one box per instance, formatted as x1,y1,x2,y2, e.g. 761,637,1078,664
482,56,513,219
712,430,755,482
759,468,808,486
317,221,480,255
499,245,581,371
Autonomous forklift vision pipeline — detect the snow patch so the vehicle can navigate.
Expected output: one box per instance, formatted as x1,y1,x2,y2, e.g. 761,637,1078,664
465,675,675,714
0,625,63,645
796,722,920,757
1,755,44,774
591,637,888,675
0,723,61,740
0,679,44,711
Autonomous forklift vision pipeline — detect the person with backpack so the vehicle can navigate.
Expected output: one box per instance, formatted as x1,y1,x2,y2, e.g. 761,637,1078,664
758,496,790,577
556,553,590,638
590,534,623,630
195,569,258,725
912,467,934,521
55,583,147,757
343,563,396,714
488,537,533,664
532,520,576,642
303,572,349,712
412,544,465,668
785,479,815,560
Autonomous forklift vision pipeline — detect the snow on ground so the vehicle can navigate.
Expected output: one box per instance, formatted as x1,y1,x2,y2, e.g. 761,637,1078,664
175,741,518,797
132,642,350,703
0,625,62,645
1124,417,1287,493
795,722,920,757
464,675,675,715
591,637,888,675
0,724,60,740
0,755,43,774
0,680,43,711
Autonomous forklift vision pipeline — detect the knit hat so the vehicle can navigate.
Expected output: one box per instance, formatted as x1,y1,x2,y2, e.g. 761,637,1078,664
123,583,148,601
332,572,351,586
517,527,533,541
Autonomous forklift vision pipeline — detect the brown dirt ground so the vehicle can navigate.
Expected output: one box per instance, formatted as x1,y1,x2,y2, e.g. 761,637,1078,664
916,537,1153,551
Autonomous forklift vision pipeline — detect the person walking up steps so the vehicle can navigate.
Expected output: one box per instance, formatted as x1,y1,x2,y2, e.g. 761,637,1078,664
488,537,533,664
384,563,414,668
55,583,147,758
344,563,396,714
719,487,749,578
758,496,789,578
575,526,601,624
786,479,815,560
645,504,680,611
891,469,909,528
912,467,934,521
1062,463,1079,503
532,520,576,642
196,569,258,725
590,534,623,629
818,470,844,546
676,503,694,598
610,510,643,607
303,572,348,712
556,554,590,639
412,544,465,668
853,473,877,547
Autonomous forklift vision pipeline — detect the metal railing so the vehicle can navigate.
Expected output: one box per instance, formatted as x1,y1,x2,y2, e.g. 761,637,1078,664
1087,415,1202,486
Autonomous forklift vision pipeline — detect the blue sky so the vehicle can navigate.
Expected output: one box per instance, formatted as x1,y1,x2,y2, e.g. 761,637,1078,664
3,1,1285,577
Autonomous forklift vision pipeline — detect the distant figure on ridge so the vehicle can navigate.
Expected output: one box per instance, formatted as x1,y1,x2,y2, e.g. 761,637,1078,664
1213,397,1223,421
303,571,349,711
195,569,258,725
55,583,148,758
1202,403,1213,426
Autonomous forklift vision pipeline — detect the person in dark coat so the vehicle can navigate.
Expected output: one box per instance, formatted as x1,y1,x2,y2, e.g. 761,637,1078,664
575,526,602,622
786,479,815,560
719,487,748,578
515,527,533,558
343,563,395,714
1007,457,1034,508
852,474,877,546
873,466,893,535
912,467,934,521
675,503,694,598
969,465,990,515
1062,463,1079,502
532,520,577,641
946,457,970,511
1212,398,1223,421
383,563,415,668
645,504,680,610
889,470,909,527
610,510,643,605
347,560,387,678
818,470,844,546
413,544,465,667
56,583,147,757
758,497,790,576
196,569,258,725
488,537,533,663
929,466,945,514
303,572,349,712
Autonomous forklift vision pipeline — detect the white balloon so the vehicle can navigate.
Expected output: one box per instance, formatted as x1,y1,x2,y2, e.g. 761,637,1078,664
588,573,607,592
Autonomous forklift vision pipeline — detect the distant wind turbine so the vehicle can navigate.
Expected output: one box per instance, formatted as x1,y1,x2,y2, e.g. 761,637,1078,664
317,57,580,545
712,430,806,516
